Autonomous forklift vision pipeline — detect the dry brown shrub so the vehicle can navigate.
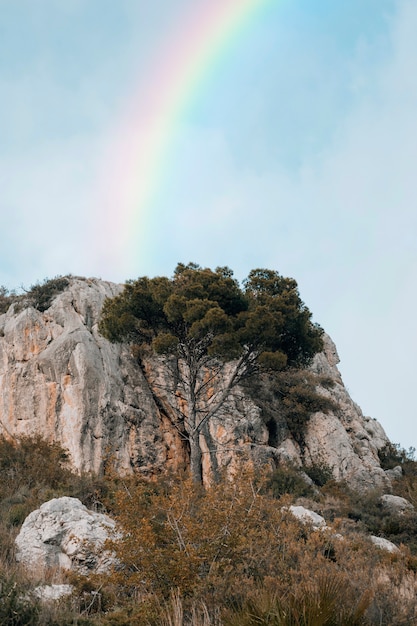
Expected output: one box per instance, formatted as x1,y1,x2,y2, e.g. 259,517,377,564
101,470,417,624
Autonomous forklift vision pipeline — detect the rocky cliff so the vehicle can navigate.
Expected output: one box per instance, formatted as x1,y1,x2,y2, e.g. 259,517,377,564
0,277,390,488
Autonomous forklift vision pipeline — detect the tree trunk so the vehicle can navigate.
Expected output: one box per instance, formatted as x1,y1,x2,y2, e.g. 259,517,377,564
201,421,219,482
189,431,203,484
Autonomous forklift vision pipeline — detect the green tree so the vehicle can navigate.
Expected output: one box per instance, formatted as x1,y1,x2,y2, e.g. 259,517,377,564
99,264,323,483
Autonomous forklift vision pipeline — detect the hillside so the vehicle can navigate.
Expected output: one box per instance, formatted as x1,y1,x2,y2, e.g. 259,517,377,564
1,274,417,624
0,275,391,488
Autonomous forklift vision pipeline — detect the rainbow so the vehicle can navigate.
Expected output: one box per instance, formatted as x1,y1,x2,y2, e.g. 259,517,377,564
98,0,272,274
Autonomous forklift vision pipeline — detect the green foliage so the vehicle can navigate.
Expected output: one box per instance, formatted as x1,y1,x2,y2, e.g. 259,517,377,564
303,461,334,487
99,264,324,482
377,442,417,511
246,370,337,450
99,263,322,370
378,442,416,470
341,487,417,555
0,285,16,314
0,447,416,625
24,276,70,312
0,276,70,315
243,269,323,368
267,466,314,498
0,573,40,625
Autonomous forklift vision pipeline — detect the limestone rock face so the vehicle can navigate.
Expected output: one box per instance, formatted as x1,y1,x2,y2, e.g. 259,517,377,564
0,277,391,488
15,497,117,574
0,278,169,474
302,334,390,489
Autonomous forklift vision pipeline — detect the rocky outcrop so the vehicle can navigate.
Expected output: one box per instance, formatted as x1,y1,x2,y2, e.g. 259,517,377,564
0,278,171,475
0,277,391,488
15,497,117,574
302,335,390,489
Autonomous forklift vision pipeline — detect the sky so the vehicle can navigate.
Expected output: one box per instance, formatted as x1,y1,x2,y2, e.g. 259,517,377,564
0,0,416,451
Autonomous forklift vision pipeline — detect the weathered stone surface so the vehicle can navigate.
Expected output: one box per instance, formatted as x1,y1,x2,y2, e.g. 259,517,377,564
380,494,414,513
15,497,116,574
385,465,403,480
0,277,391,488
370,535,400,553
0,278,169,475
302,334,390,489
33,584,74,602
288,505,327,529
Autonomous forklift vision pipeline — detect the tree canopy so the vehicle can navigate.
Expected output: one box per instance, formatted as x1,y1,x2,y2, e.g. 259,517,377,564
100,263,322,368
99,263,323,482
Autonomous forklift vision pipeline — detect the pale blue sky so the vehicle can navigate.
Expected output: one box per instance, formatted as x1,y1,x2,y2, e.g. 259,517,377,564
1,0,416,450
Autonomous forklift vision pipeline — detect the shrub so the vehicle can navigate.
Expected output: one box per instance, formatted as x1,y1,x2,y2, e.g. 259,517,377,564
377,442,415,470
0,276,71,316
267,465,314,498
0,435,71,492
224,574,372,625
0,434,112,573
0,573,40,625
345,487,417,555
24,276,70,312
0,285,15,314
101,471,417,623
246,370,337,450
303,460,334,487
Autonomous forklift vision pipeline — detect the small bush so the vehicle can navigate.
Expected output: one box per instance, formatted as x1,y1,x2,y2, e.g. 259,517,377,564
246,370,337,450
224,574,371,626
377,442,415,470
24,276,70,312
0,435,112,549
0,285,18,314
345,487,417,555
0,276,71,316
0,573,40,625
303,461,334,487
267,465,313,498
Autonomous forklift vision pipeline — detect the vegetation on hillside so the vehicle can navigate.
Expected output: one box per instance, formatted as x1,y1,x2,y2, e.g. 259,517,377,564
0,436,417,624
1,268,416,622
0,276,71,314
99,264,324,482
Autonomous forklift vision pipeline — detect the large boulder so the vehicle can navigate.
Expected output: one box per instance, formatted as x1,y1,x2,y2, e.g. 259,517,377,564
15,497,117,575
380,494,414,514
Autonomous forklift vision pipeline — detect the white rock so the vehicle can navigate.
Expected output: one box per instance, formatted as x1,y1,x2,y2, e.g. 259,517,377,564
370,536,400,553
288,505,327,529
33,584,74,602
15,497,117,575
380,494,414,513
0,278,167,476
385,466,403,480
